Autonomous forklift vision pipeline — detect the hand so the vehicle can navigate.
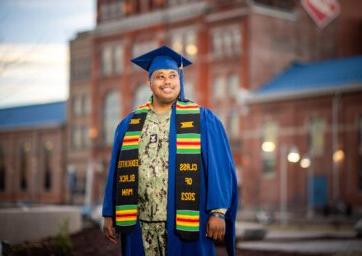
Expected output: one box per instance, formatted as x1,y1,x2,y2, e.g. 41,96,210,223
206,215,225,241
103,217,118,244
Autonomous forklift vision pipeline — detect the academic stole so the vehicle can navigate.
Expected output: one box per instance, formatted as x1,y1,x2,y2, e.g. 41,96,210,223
115,100,201,241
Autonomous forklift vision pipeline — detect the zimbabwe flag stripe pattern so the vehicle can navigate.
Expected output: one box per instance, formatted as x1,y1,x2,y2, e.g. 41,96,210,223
115,204,138,226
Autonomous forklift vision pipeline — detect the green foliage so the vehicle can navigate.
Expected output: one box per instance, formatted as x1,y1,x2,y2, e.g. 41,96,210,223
54,218,73,256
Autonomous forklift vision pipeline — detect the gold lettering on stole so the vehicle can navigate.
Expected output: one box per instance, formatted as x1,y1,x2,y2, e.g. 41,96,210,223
121,188,133,196
180,121,194,128
179,163,198,171
118,159,139,168
130,118,141,124
181,192,196,201
184,177,193,185
119,174,136,183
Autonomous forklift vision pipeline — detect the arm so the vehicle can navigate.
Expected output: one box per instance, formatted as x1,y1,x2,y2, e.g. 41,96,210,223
102,114,133,243
201,108,237,241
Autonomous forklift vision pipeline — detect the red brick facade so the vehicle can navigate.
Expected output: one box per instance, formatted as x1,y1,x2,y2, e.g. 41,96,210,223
0,124,66,204
241,90,362,214
87,0,362,214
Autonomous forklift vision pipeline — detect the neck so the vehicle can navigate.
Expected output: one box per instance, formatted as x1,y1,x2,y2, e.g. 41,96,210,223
152,98,175,114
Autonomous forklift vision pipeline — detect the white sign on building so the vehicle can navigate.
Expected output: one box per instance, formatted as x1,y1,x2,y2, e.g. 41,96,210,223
301,0,340,29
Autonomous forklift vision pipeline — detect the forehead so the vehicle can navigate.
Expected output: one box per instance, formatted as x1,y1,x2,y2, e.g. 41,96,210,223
152,69,178,74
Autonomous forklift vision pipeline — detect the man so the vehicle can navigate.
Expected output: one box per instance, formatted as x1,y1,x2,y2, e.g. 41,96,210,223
102,45,238,256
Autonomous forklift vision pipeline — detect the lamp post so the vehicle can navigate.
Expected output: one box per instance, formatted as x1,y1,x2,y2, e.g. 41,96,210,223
300,155,313,219
280,145,300,225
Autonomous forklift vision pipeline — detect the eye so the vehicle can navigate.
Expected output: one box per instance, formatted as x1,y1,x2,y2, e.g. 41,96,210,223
155,74,164,80
169,74,176,79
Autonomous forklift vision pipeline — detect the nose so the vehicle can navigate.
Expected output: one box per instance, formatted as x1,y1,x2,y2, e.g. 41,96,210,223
164,77,172,85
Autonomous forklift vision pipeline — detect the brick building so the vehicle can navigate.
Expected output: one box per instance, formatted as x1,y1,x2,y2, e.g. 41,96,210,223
68,0,362,215
87,0,249,204
240,0,362,217
2,0,361,216
67,31,93,204
0,102,66,204
240,57,362,217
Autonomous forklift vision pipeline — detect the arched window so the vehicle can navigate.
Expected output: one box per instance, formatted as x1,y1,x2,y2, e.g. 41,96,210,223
20,144,29,191
0,147,6,192
103,91,121,145
44,145,52,191
133,84,150,108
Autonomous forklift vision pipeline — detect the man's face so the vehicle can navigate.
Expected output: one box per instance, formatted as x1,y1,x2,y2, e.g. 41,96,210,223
149,69,180,104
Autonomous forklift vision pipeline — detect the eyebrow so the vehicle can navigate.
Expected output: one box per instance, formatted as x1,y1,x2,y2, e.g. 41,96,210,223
154,70,177,75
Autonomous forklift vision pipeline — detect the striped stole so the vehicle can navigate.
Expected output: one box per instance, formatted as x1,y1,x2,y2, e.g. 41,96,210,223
115,100,201,241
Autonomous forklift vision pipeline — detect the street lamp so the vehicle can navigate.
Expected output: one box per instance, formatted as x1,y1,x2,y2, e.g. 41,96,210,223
300,156,311,169
332,148,345,204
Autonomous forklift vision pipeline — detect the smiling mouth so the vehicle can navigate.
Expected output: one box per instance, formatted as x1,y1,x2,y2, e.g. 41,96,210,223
161,87,174,93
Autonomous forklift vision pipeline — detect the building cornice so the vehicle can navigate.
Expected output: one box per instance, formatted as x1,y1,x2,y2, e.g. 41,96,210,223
249,2,297,21
205,7,248,23
244,83,362,104
94,2,209,37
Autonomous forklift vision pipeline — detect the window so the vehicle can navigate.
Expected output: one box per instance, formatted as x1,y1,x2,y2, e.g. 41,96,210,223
76,94,91,116
133,84,151,108
76,172,86,195
84,95,91,115
227,74,239,99
101,43,124,76
73,95,82,116
81,125,90,148
20,144,29,191
43,145,52,191
101,45,112,76
114,45,124,74
132,41,158,58
229,111,239,139
184,30,197,59
308,117,325,157
103,91,121,145
100,2,124,21
184,81,195,101
262,121,277,175
212,76,226,100
211,25,241,58
72,126,82,149
171,29,197,59
358,116,362,191
212,30,223,57
0,147,5,192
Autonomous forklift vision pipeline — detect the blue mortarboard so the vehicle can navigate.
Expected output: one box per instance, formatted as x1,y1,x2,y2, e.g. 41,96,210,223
131,45,192,101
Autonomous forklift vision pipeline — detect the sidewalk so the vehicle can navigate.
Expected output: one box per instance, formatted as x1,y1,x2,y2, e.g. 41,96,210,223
237,224,361,254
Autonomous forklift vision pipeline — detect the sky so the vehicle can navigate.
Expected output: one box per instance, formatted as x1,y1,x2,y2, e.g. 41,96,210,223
0,0,95,109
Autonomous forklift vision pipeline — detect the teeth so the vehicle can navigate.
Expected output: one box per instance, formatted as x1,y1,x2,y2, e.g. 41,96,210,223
162,87,172,93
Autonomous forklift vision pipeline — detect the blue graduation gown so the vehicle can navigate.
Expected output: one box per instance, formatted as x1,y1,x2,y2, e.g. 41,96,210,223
102,106,238,256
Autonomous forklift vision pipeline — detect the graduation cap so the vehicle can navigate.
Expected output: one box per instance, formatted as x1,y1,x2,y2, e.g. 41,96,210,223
131,45,192,101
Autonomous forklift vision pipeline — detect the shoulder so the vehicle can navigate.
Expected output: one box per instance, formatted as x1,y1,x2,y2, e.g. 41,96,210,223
182,99,222,124
115,112,135,134
200,106,223,126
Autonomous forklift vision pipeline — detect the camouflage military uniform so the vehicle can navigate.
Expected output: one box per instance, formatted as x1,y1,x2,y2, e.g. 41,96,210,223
138,109,171,256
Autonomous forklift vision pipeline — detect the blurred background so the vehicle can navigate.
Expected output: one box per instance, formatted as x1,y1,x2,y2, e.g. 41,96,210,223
1,0,362,255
